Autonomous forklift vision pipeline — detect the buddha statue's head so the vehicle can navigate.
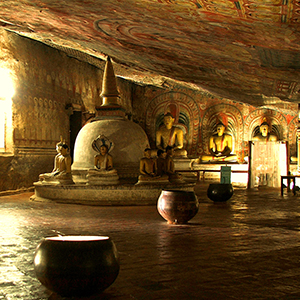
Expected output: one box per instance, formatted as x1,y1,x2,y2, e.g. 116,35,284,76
163,112,175,129
157,149,166,158
100,144,109,155
56,139,69,154
259,122,270,137
144,148,152,158
216,122,226,136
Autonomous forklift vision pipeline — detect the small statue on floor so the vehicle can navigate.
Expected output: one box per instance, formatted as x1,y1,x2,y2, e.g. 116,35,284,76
136,148,169,184
165,146,184,183
87,135,119,185
156,149,167,177
39,138,74,184
138,148,157,180
155,112,187,157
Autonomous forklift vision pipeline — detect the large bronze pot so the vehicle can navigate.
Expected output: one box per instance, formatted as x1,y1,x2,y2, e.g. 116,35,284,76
207,183,234,202
157,190,199,224
34,236,120,297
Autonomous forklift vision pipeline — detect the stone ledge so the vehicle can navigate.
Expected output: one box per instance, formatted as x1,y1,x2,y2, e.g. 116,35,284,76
31,182,195,206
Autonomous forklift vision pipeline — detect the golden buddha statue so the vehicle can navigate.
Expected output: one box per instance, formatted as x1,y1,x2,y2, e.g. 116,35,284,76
39,139,74,184
199,122,237,163
252,121,278,142
87,135,119,185
156,112,187,157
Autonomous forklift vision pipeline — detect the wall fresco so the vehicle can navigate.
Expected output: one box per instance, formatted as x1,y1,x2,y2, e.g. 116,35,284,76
136,85,298,160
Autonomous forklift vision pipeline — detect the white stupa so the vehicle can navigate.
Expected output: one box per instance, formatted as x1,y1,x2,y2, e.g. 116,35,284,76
72,57,149,182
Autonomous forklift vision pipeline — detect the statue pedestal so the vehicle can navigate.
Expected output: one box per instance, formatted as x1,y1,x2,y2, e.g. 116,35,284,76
87,169,119,186
39,175,74,185
135,175,169,186
32,181,195,206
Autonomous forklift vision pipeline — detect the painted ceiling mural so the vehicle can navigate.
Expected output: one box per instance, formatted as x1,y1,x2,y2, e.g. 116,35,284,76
0,0,300,106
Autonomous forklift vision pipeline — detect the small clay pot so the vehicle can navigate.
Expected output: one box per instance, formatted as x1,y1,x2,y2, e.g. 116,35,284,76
207,183,234,202
34,236,120,297
157,190,199,224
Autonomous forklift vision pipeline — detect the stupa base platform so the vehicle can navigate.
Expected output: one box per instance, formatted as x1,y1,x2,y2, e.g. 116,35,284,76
31,181,195,206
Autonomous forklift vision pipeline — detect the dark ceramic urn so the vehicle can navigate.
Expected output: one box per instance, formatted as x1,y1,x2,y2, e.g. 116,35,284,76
34,236,120,297
157,190,199,224
207,183,234,202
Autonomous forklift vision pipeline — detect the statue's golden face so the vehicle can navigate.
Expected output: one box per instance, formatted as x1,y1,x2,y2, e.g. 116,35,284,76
216,124,225,136
163,116,174,127
260,125,269,137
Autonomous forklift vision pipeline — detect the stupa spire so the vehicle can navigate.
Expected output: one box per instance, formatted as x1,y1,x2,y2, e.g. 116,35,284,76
100,56,119,106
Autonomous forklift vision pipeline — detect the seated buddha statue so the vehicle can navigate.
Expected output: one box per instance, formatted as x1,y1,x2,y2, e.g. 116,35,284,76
156,149,167,177
87,135,119,185
155,112,187,157
252,121,278,142
39,140,74,184
199,122,237,163
138,148,157,180
165,146,184,183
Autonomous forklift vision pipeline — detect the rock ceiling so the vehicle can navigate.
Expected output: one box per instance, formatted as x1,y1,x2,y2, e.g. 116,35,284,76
1,0,300,107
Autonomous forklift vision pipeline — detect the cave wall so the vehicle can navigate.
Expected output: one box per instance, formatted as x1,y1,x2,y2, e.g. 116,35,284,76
0,29,298,191
0,30,105,191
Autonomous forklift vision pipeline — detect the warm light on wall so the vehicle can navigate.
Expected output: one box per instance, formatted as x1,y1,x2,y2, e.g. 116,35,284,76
0,67,14,151
0,68,14,100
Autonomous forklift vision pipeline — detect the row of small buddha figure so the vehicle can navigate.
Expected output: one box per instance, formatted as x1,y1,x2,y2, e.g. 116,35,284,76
39,138,182,185
137,146,182,184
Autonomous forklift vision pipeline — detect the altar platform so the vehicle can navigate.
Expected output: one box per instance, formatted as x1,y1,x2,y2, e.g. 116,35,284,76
32,179,195,206
176,161,249,187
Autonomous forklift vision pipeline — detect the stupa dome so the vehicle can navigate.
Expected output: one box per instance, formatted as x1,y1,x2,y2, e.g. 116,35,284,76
72,117,149,178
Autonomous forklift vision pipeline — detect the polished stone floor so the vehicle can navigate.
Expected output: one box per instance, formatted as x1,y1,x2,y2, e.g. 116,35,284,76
1,183,300,299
